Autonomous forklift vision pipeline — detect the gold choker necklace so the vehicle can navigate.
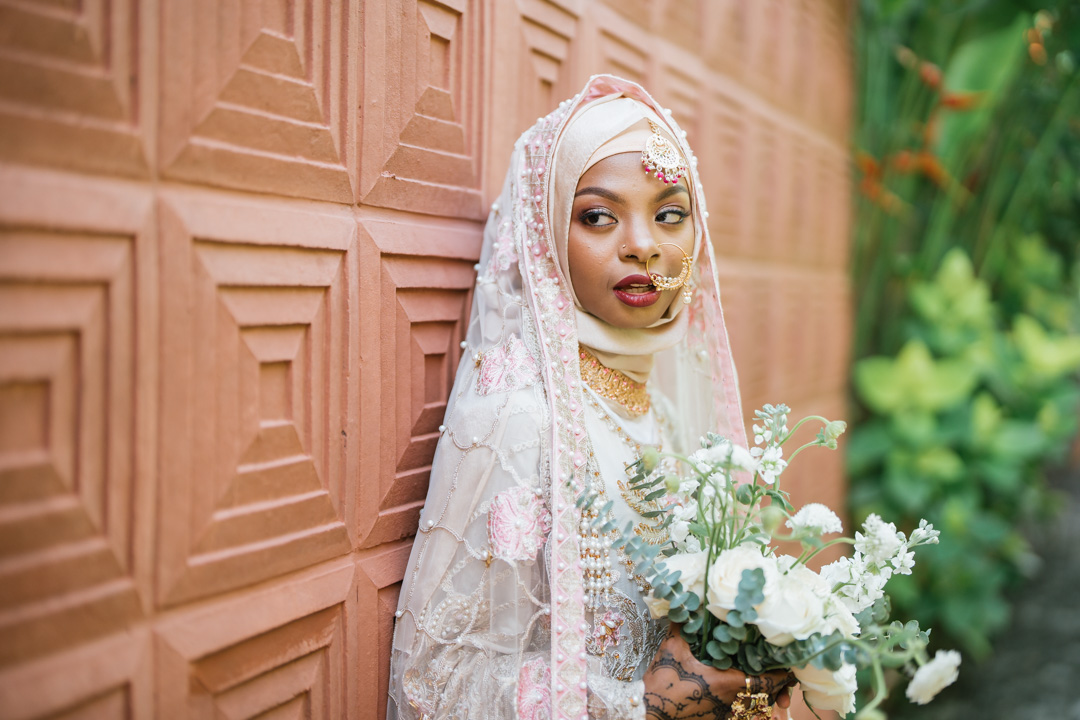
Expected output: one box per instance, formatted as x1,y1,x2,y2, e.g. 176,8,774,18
578,348,650,417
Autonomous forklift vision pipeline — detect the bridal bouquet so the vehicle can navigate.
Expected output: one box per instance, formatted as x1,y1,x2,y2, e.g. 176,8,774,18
608,404,959,718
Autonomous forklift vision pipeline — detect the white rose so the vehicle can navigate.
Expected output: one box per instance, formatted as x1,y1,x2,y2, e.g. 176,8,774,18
645,550,710,619
906,650,961,705
705,546,776,621
755,563,829,646
794,662,857,715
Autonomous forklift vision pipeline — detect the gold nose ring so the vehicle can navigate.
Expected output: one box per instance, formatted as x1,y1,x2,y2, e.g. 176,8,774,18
644,242,693,291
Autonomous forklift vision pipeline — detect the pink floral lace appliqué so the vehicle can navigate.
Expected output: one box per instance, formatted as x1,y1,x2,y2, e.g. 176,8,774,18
477,333,540,396
516,656,552,720
486,219,517,277
488,486,552,563
591,609,625,655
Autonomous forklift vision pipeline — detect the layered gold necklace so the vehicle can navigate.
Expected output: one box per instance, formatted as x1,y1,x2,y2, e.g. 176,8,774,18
578,348,650,417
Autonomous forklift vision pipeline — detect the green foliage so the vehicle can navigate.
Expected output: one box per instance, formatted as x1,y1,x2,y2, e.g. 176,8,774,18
851,0,1080,664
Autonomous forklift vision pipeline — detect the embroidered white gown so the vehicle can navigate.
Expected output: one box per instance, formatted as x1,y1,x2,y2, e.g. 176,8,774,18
387,74,748,720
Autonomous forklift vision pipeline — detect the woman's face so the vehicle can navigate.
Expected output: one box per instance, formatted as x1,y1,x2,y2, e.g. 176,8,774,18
567,152,695,329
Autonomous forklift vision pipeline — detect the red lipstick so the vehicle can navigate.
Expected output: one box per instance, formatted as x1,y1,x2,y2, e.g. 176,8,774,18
613,274,661,307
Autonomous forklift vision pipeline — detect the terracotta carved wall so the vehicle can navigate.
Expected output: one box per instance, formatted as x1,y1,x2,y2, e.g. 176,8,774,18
0,1,852,718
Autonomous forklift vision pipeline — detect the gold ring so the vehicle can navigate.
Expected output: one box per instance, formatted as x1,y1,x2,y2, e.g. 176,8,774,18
644,242,693,291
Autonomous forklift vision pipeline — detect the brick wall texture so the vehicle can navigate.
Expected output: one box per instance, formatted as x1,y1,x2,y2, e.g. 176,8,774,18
0,1,853,718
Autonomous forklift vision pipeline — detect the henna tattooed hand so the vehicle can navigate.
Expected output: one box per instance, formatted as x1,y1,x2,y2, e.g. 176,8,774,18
641,632,796,719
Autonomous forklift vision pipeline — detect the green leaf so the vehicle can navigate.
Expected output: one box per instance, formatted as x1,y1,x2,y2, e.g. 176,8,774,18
855,340,978,413
668,606,689,624
706,640,725,659
712,624,731,642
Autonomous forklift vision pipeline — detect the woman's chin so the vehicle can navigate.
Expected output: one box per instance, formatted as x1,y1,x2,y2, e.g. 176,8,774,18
593,298,672,329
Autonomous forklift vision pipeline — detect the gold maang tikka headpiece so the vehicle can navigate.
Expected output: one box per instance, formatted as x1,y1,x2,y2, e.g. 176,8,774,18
641,120,689,185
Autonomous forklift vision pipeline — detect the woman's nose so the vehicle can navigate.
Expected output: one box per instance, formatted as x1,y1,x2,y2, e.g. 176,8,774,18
621,226,660,263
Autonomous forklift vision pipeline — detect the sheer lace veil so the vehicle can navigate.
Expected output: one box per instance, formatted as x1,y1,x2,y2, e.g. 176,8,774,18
388,74,746,720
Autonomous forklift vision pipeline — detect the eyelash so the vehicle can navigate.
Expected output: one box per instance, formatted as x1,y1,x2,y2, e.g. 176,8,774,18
657,209,689,224
578,208,689,226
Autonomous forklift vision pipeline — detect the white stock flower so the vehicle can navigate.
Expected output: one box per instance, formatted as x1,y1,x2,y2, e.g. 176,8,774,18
754,445,787,484
669,503,697,548
645,550,710,619
855,514,904,564
906,650,961,704
786,503,844,535
754,562,830,646
727,444,758,473
910,518,941,546
892,548,916,575
821,596,861,638
752,424,772,445
821,553,888,614
705,546,777,620
794,662,857,715
707,471,730,491
691,440,757,475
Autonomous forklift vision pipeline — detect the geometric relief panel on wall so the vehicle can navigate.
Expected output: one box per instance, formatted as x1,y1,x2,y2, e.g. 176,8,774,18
361,0,483,218
702,0,748,80
594,11,648,87
0,175,149,669
514,0,578,131
0,0,148,176
155,562,353,720
157,194,355,606
703,91,748,257
356,543,412,720
357,217,479,548
160,0,358,202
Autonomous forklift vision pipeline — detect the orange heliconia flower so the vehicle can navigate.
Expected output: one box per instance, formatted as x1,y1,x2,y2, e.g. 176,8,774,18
891,150,915,173
856,151,882,180
941,91,983,110
919,62,942,91
916,151,948,187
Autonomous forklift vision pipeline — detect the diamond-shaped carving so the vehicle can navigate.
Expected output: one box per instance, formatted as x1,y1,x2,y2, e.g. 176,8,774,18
155,561,354,719
701,91,749,256
0,630,152,719
160,0,359,202
356,543,412,720
360,0,484,218
357,216,478,548
484,0,578,194
703,0,748,79
157,192,355,606
0,168,150,669
0,0,148,176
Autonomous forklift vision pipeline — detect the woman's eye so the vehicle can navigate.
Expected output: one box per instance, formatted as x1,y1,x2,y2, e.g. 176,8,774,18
580,209,617,227
656,209,689,224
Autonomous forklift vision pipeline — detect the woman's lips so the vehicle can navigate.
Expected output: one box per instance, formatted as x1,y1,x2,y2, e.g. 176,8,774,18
613,274,661,307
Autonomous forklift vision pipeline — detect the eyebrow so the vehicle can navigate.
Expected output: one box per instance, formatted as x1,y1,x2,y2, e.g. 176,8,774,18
574,186,624,203
655,184,689,201
573,184,690,203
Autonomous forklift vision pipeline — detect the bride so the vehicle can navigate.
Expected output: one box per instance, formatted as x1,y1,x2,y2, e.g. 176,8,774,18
388,75,795,719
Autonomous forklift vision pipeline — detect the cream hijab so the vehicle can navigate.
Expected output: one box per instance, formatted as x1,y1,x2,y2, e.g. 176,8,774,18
548,95,700,383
